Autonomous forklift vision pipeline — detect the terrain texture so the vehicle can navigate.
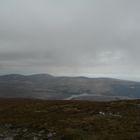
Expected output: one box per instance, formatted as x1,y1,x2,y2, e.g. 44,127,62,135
0,74,140,100
0,99,140,140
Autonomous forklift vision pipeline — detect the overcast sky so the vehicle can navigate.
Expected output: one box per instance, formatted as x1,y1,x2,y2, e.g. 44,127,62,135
0,0,140,81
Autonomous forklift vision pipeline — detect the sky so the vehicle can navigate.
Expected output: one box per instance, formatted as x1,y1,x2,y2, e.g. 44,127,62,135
0,0,140,81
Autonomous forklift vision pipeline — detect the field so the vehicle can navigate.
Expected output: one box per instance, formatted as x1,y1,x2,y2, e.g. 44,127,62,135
0,99,140,140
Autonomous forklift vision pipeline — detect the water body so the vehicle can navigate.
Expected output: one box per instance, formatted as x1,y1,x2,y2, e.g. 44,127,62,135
65,93,89,100
65,93,133,101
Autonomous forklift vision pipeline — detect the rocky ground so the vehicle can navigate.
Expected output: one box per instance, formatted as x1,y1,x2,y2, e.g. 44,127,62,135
0,99,140,140
0,124,56,140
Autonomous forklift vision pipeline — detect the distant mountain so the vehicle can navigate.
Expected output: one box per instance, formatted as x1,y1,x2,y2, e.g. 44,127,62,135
0,74,140,100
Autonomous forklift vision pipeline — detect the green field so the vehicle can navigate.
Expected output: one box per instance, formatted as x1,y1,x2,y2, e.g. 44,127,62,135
0,99,140,140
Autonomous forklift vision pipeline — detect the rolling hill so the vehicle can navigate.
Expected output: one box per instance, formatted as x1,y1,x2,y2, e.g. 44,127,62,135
0,74,140,100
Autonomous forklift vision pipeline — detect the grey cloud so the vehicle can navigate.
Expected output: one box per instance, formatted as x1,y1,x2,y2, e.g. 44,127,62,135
0,0,140,81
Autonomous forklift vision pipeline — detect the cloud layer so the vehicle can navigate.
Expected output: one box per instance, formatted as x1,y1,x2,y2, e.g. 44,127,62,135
0,0,140,80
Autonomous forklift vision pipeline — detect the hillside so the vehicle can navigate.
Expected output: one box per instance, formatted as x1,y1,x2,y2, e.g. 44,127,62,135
0,99,139,139
0,74,140,100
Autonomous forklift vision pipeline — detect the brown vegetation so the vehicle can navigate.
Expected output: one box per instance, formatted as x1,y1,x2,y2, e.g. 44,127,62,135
0,99,140,139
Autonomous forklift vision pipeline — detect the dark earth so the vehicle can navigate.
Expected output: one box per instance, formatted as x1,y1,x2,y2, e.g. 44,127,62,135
0,99,140,140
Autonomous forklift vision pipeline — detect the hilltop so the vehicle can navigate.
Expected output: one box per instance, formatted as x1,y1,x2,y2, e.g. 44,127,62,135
0,74,140,100
0,99,139,139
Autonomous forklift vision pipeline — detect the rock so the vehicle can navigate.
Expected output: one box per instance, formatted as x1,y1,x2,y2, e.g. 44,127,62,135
39,130,45,134
0,134,4,140
47,132,56,139
4,124,12,129
33,136,38,140
4,137,14,140
22,128,28,132
99,111,105,115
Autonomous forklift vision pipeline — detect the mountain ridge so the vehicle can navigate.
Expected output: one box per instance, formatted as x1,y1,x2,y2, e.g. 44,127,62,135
0,74,140,100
